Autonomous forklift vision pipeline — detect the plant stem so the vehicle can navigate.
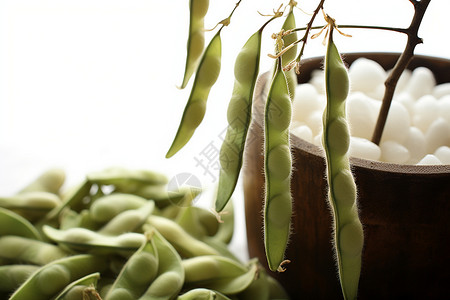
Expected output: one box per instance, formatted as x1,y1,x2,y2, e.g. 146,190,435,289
371,0,431,145
293,0,326,72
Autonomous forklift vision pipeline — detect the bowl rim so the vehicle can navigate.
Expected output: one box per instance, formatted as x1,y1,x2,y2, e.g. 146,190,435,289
252,52,450,175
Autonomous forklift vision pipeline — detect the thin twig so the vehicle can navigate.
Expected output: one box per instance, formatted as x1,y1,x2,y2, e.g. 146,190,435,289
293,0,326,73
371,0,431,145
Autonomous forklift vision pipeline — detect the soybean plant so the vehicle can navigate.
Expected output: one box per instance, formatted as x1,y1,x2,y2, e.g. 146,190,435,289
322,27,364,300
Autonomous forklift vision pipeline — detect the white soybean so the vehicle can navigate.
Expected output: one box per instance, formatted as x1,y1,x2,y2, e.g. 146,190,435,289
393,68,411,95
310,69,325,94
293,83,322,123
394,92,415,117
346,92,378,140
291,124,313,143
349,137,381,161
306,110,324,136
438,95,450,123
404,127,427,164
348,58,386,94
313,132,323,147
434,146,450,164
380,140,410,164
366,83,385,100
417,154,442,165
432,82,450,99
381,100,410,144
404,67,436,100
413,95,439,133
425,118,450,153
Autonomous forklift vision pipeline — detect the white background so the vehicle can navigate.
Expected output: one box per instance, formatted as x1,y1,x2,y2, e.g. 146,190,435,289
1,0,449,261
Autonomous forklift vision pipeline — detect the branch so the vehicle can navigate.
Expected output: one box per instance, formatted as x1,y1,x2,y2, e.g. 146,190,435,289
291,0,325,73
371,0,431,145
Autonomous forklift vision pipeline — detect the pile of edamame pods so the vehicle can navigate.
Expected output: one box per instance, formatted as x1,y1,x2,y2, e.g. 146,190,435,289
0,167,289,300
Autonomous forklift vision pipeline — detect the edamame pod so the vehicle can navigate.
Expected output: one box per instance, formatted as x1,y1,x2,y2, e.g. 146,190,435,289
9,254,107,300
0,235,69,265
264,58,293,272
280,5,297,68
183,255,259,295
322,28,364,300
175,206,218,239
97,201,155,235
105,236,159,300
139,230,184,300
281,5,297,101
0,265,39,292
87,167,168,190
89,193,148,223
177,288,231,300
0,207,41,240
145,215,219,257
215,18,275,212
0,192,60,212
18,168,65,195
166,28,223,158
43,225,146,254
54,272,101,300
44,179,92,222
179,0,210,89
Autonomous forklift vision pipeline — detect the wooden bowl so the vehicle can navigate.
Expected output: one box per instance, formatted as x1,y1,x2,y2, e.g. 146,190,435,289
243,53,450,299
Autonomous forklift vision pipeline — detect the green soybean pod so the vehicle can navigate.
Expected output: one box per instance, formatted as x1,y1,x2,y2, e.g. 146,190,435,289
42,225,146,254
105,236,159,300
145,215,219,257
139,230,184,300
215,17,276,212
54,272,101,300
9,254,107,300
97,201,155,235
175,206,217,239
281,5,297,101
89,193,148,223
179,0,210,89
0,265,39,292
0,235,69,265
0,207,41,240
263,58,293,272
177,288,231,300
18,168,66,195
166,28,223,158
280,5,297,68
87,167,168,190
44,179,92,222
182,255,247,284
0,191,60,212
322,29,363,300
